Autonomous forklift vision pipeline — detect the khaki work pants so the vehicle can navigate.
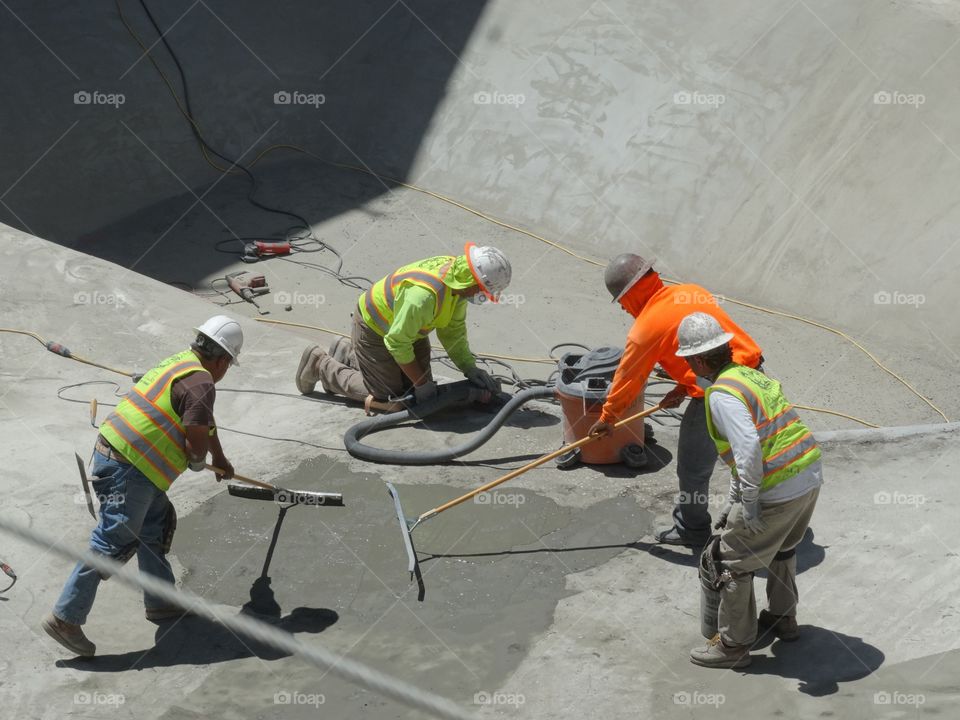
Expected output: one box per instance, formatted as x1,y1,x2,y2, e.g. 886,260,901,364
714,486,820,646
317,312,432,402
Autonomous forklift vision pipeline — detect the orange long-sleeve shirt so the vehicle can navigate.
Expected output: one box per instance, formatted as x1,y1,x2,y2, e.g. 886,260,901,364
599,274,763,423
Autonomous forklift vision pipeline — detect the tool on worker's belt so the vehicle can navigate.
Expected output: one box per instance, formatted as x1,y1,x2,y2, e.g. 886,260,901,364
208,464,344,507
226,271,270,315
75,452,97,520
241,240,292,264
386,403,663,585
0,561,16,594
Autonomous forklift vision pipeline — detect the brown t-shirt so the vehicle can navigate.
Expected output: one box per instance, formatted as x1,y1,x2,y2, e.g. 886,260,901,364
171,371,216,427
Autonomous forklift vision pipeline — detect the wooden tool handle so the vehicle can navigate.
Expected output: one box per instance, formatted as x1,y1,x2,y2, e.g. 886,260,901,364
205,464,278,492
420,404,662,521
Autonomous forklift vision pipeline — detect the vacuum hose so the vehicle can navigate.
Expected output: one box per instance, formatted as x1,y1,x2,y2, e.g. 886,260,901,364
344,381,556,465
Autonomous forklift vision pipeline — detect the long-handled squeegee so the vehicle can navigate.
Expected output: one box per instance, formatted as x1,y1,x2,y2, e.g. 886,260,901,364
386,403,662,580
207,464,344,507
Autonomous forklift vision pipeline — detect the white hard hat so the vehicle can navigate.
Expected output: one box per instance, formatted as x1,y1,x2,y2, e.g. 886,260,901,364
193,315,244,365
675,312,733,357
465,243,512,302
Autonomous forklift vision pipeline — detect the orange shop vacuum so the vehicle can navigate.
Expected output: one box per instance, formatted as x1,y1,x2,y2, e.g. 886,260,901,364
554,347,649,469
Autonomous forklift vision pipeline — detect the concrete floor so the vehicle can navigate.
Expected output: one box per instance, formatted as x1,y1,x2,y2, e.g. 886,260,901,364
3,1,960,717
2,214,959,719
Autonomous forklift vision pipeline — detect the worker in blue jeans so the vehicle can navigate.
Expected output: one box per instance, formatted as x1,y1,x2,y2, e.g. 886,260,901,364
51,453,177,627
43,316,242,657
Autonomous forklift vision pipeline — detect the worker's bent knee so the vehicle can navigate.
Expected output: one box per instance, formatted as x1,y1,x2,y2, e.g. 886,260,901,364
773,548,797,561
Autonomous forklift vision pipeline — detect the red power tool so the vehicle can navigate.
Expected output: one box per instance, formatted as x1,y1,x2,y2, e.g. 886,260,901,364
226,271,270,314
241,240,291,264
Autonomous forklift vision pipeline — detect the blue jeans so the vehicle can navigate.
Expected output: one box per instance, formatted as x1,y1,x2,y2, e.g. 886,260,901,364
53,450,176,625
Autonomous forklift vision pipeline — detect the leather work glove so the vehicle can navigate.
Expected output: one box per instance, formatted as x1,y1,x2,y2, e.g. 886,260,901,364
414,380,438,404
660,385,687,409
742,501,767,535
588,420,613,438
465,366,498,393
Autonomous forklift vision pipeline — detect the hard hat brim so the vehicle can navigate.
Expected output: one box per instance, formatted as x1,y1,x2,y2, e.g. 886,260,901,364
675,332,734,357
464,242,498,303
611,256,656,303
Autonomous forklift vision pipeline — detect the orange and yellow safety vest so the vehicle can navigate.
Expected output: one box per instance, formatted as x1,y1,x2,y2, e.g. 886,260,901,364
100,350,209,491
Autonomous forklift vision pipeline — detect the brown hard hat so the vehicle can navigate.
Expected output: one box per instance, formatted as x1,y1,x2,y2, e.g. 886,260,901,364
604,253,656,302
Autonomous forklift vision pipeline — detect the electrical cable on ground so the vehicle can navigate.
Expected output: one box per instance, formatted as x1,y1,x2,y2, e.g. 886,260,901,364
0,516,478,720
116,0,371,291
0,328,135,378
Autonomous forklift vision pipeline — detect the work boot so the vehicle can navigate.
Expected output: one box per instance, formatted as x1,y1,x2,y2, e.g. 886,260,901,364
41,614,96,657
689,633,751,669
295,345,328,394
145,605,193,623
654,525,708,548
758,609,800,641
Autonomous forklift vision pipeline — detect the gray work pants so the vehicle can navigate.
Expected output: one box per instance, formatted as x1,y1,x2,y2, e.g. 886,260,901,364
671,397,717,539
715,486,820,645
317,313,432,401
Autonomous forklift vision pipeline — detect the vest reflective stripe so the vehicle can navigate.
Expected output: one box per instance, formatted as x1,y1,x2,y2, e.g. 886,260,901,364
363,289,390,333
124,390,186,449
99,350,207,491
712,378,767,424
102,413,181,485
705,364,821,492
361,258,454,336
762,431,819,478
144,360,204,402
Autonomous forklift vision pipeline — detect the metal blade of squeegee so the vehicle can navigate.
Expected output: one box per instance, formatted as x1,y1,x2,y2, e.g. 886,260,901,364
386,483,418,575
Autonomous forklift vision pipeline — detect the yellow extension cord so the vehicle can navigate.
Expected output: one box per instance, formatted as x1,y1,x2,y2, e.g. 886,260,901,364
107,1,946,429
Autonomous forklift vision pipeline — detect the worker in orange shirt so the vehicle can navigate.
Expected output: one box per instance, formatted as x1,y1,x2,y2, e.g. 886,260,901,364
589,254,763,546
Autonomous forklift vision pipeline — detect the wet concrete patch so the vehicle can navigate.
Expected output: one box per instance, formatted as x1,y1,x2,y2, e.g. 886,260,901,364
167,456,653,718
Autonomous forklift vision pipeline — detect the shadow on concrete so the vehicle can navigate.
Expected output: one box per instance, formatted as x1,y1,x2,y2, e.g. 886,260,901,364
58,606,339,671
61,503,339,671
746,627,885,696
2,0,488,280
444,524,828,572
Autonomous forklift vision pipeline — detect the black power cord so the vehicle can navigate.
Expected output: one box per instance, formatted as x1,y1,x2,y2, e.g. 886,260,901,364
124,0,370,290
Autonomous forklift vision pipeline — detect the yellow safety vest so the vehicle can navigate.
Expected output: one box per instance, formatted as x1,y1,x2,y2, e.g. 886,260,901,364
359,256,456,336
100,350,209,491
705,364,821,492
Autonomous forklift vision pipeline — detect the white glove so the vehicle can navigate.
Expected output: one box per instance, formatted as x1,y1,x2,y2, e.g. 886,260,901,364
465,366,498,393
742,501,766,535
414,381,438,404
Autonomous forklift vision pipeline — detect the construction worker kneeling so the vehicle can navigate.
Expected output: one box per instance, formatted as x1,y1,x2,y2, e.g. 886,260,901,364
676,312,823,669
296,243,511,412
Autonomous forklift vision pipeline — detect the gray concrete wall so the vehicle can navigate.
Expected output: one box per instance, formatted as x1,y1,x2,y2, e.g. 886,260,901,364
409,0,960,354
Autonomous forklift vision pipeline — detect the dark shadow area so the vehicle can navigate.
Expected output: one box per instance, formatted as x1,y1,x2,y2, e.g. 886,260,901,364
746,627,885,696
422,523,828,574
58,607,339,671
1,0,487,281
60,502,338,671
575,439,674,477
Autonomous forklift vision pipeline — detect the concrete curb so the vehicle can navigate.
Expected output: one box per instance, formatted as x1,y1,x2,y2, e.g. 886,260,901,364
816,421,960,446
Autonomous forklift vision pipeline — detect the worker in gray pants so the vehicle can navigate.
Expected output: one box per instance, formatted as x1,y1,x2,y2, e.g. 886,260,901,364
677,312,822,668
588,254,764,546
